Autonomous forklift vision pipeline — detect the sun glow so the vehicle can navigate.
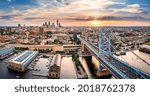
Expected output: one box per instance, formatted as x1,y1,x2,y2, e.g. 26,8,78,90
89,20,101,26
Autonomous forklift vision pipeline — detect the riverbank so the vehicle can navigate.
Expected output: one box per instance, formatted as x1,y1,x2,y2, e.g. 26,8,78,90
83,56,112,79
72,54,88,79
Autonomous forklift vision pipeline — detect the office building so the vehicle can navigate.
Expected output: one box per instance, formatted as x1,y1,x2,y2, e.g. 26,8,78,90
57,20,59,27
0,47,15,59
18,24,21,28
7,50,38,72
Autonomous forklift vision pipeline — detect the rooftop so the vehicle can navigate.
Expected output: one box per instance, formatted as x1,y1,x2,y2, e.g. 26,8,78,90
15,51,33,62
0,47,14,56
10,50,38,65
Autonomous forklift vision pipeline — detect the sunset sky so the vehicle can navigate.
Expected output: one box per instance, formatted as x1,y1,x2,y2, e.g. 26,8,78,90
0,0,150,26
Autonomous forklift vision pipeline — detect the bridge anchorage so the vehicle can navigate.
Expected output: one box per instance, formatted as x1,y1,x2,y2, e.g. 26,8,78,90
98,29,150,79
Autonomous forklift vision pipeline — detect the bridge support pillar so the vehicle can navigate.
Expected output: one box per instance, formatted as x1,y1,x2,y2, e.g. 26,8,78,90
81,41,85,52
97,64,110,76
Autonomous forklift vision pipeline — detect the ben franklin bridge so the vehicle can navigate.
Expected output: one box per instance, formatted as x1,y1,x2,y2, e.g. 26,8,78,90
78,29,150,79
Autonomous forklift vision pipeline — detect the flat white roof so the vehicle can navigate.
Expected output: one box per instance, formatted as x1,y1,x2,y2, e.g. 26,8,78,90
0,47,14,56
9,50,38,65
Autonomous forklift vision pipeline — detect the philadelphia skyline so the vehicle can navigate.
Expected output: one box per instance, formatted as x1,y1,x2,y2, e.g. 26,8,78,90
0,0,150,26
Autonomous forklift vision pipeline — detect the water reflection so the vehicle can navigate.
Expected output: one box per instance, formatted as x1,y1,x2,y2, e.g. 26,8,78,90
1,50,148,79
60,57,77,79
79,57,94,79
60,56,95,79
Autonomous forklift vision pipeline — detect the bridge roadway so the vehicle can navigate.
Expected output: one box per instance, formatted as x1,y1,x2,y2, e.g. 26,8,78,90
79,36,150,79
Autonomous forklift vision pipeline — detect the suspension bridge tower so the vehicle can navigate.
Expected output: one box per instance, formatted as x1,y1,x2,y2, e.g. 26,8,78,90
99,29,111,57
98,29,112,73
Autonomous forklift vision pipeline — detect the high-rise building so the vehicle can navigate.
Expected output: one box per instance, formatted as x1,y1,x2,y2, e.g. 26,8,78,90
42,20,62,28
57,20,59,27
59,23,61,27
18,24,21,27
0,29,4,35
45,22,47,25
23,24,26,28
6,27,12,34
48,21,51,28
48,21,51,26
52,22,55,27
43,24,44,27
45,22,48,28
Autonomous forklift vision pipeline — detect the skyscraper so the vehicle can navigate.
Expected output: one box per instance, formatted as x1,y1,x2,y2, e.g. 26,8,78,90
23,24,26,28
52,22,55,27
48,21,51,26
57,20,59,27
18,24,21,28
45,22,48,28
48,21,51,28
43,23,45,27
59,23,61,27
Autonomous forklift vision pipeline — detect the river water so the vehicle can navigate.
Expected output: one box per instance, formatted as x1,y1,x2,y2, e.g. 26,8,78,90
0,50,149,79
60,56,95,79
60,57,77,79
79,57,94,79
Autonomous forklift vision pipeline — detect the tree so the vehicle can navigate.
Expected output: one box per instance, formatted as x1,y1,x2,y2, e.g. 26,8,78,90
46,31,52,34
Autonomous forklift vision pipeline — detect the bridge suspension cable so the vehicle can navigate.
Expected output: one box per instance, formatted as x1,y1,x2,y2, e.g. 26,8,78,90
99,29,150,78
99,29,129,64
111,30,150,66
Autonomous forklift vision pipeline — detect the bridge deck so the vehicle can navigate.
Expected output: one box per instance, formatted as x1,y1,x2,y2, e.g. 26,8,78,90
78,36,150,79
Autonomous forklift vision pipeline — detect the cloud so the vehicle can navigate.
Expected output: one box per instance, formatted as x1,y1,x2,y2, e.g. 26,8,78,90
65,16,96,21
65,16,150,21
56,0,65,3
0,0,150,26
56,0,125,13
7,0,11,2
24,17,47,20
113,4,143,13
0,14,22,20
99,16,150,21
